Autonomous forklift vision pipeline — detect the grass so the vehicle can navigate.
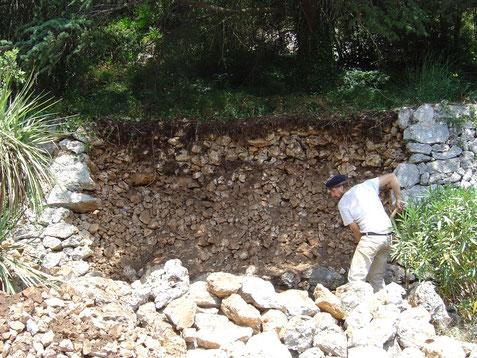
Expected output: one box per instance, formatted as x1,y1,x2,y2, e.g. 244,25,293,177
398,56,475,104
56,56,476,123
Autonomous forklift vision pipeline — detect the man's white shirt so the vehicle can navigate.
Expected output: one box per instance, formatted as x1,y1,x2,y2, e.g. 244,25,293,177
338,178,392,234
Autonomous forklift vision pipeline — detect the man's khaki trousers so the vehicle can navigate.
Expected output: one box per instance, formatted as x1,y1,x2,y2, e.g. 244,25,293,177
348,233,392,292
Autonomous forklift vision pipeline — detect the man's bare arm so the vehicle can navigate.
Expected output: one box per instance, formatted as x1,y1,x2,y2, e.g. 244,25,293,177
349,222,362,243
378,173,403,209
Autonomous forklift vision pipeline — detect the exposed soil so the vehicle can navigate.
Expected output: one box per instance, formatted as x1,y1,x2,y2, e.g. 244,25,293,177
85,111,400,284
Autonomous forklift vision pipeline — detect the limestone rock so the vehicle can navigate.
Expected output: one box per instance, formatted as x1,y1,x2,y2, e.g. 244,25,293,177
279,290,319,317
239,276,284,311
397,306,436,349
281,315,317,353
164,296,197,330
221,294,262,333
312,323,347,357
47,185,101,213
313,284,344,320
42,222,78,239
398,347,425,358
187,281,221,308
403,123,450,144
335,281,374,317
299,347,325,358
206,272,242,298
394,163,420,189
413,104,435,125
408,281,451,332
347,346,389,358
140,259,190,310
50,154,96,191
261,309,288,335
192,313,253,349
423,336,466,358
243,331,292,358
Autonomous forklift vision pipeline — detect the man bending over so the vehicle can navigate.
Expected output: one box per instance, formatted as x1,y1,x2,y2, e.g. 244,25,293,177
326,173,403,292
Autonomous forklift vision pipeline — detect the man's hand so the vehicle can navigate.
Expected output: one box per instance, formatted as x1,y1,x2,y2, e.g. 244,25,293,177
395,199,404,210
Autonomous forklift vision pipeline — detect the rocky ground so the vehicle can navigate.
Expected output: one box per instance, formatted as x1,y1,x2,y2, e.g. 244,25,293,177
3,108,476,357
0,259,475,358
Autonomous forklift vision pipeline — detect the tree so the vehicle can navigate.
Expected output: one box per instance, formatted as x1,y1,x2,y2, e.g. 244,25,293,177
0,0,475,94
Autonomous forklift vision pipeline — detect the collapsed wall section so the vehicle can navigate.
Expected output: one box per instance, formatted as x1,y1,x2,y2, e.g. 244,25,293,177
87,114,405,281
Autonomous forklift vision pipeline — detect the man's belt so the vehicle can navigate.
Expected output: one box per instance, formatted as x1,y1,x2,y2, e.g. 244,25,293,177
361,232,393,236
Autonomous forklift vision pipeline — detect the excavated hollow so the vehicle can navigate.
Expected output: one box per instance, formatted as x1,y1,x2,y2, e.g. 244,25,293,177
85,112,404,286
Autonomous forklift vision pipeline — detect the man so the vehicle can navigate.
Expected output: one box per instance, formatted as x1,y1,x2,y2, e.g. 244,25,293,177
326,173,403,292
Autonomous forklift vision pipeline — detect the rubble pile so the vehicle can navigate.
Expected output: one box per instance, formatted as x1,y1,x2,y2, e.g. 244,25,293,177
0,260,475,358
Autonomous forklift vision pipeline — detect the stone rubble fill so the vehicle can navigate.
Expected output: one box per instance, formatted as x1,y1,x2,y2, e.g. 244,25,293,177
0,260,475,357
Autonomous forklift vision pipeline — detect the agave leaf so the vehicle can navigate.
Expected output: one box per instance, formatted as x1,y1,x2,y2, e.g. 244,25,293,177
0,76,68,214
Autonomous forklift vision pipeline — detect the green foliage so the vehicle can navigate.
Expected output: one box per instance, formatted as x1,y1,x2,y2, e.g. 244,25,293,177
0,209,56,294
398,56,472,104
340,70,390,91
18,15,92,87
392,186,477,322
324,69,395,110
0,76,65,294
0,77,66,214
2,0,474,120
0,43,25,89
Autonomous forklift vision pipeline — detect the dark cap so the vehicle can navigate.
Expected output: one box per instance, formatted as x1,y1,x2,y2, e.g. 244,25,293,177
325,174,347,188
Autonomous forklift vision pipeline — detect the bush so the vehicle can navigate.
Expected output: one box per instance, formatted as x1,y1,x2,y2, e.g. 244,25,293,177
325,69,394,110
392,186,477,322
0,43,25,89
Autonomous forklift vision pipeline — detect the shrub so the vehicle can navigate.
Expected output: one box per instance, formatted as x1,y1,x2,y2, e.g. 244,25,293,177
0,43,25,89
326,69,394,110
392,186,477,322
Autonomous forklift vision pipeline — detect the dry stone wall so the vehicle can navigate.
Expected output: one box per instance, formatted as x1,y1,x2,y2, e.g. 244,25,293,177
13,103,477,289
395,103,477,201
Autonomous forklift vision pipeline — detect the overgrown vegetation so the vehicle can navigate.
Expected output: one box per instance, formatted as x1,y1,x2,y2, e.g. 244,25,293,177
0,1,475,121
392,187,477,324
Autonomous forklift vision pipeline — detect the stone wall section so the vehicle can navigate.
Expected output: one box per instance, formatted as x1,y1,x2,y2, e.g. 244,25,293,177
394,103,477,202
17,103,477,286
86,117,406,282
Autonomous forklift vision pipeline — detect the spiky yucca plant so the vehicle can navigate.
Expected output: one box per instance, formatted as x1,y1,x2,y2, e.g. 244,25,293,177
0,209,57,294
0,77,65,214
0,76,66,293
